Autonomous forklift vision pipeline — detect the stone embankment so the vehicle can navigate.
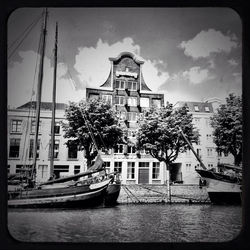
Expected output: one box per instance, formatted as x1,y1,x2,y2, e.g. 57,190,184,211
117,184,210,204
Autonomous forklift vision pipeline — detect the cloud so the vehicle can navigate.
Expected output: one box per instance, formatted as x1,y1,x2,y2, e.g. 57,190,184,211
179,29,238,59
8,50,85,108
74,37,169,92
183,66,212,84
228,59,238,66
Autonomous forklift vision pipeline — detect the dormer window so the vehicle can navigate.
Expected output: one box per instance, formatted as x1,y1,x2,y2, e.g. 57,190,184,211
194,105,199,112
205,106,210,112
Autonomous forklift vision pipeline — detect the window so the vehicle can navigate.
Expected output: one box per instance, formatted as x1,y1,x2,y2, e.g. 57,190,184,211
194,105,199,111
127,145,136,154
217,151,222,157
102,94,112,104
38,165,48,179
208,163,214,168
11,120,22,133
152,162,160,179
140,97,150,108
194,118,200,124
74,165,81,175
207,148,213,156
115,96,125,105
186,163,191,172
68,142,78,159
31,120,42,133
103,162,111,173
127,97,137,106
115,80,125,89
127,112,137,122
29,139,40,159
205,106,210,112
152,99,161,108
114,162,122,175
114,144,123,154
139,162,149,168
127,162,135,179
196,139,201,145
196,148,201,157
53,165,69,179
9,138,21,158
89,93,99,100
54,122,60,134
49,140,60,159
127,81,137,91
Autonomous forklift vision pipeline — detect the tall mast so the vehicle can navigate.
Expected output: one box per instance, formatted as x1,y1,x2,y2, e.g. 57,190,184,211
49,22,58,178
31,8,48,184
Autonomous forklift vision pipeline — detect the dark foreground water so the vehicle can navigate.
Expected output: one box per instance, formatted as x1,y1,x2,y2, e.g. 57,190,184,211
8,204,241,242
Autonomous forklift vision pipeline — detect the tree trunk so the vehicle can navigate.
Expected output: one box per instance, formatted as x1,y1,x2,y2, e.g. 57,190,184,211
234,153,242,166
162,161,171,203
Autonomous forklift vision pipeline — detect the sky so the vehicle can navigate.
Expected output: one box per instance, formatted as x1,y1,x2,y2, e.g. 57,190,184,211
7,8,242,108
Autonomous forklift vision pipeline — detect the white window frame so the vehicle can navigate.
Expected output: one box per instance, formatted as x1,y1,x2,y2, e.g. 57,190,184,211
140,97,150,108
115,96,124,105
11,120,22,133
127,162,135,179
194,106,199,112
127,97,137,106
127,112,137,122
152,162,160,179
102,94,112,104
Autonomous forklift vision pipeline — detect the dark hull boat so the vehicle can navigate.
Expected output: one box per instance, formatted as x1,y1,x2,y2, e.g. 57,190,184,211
196,169,242,205
105,181,121,206
8,179,111,208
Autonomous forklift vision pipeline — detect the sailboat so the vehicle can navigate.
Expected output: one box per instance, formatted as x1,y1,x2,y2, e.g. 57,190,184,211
178,126,242,205
8,10,112,208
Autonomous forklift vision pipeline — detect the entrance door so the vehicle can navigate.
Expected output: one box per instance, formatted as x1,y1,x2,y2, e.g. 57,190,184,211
138,162,149,184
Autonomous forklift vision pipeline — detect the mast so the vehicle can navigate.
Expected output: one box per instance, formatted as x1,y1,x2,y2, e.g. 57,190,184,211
49,22,58,178
177,126,207,170
31,9,48,184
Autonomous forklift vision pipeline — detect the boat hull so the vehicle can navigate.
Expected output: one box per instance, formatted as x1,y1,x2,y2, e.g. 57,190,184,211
105,183,121,206
8,179,111,208
196,169,242,205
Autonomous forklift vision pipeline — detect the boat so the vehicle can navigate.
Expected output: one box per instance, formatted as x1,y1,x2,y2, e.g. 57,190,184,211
178,126,242,205
8,9,112,208
104,172,121,206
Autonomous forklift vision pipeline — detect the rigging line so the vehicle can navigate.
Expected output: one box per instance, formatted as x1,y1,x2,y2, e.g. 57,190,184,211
8,12,43,51
22,25,43,169
8,13,43,60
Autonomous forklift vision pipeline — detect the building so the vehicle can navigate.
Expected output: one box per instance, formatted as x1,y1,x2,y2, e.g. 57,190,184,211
173,101,234,184
7,52,234,185
86,52,166,185
7,101,87,184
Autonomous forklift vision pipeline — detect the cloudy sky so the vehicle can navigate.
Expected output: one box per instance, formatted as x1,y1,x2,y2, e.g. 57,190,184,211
7,8,242,108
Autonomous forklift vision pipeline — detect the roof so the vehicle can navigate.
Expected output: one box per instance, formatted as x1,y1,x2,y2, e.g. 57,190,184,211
175,101,214,113
100,52,151,91
17,101,68,111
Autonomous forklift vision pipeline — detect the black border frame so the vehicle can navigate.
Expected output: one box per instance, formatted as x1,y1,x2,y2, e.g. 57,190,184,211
1,1,249,250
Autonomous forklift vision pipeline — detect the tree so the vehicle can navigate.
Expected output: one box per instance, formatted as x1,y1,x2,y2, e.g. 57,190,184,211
210,93,242,166
136,103,199,169
62,99,124,167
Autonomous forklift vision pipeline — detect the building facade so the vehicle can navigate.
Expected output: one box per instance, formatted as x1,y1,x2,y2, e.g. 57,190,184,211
7,102,87,184
86,52,166,185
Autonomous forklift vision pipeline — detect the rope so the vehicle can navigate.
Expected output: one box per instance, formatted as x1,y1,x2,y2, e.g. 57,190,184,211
8,12,43,60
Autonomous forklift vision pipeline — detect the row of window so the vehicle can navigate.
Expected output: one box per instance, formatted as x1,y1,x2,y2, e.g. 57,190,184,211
9,138,77,159
104,161,160,179
103,95,161,108
10,120,61,134
185,148,223,157
115,80,138,91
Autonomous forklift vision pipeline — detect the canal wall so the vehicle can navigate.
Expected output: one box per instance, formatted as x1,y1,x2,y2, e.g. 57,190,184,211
117,184,210,204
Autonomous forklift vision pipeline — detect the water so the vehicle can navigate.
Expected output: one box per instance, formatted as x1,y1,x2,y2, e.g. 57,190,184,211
8,204,242,242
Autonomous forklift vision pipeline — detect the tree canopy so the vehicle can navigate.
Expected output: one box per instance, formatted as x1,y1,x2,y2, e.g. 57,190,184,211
210,93,242,166
62,99,124,167
136,103,199,168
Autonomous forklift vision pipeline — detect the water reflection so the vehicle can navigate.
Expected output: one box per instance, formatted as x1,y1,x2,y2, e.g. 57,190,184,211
8,204,241,242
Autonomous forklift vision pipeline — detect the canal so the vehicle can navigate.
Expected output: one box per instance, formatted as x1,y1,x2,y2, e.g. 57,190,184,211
8,204,241,242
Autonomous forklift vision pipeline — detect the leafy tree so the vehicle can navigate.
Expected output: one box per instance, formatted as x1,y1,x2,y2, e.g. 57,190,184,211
136,103,199,169
62,99,124,167
210,93,242,166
